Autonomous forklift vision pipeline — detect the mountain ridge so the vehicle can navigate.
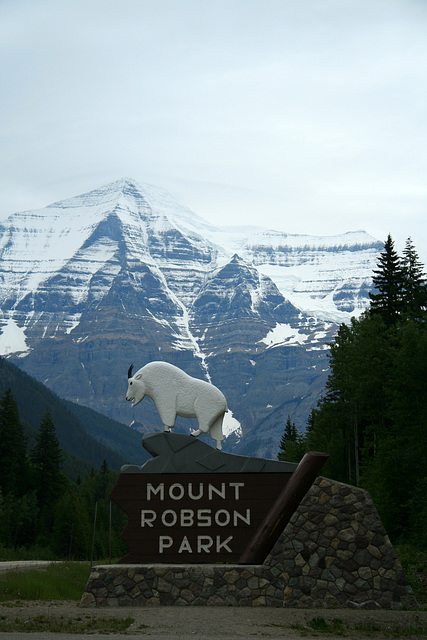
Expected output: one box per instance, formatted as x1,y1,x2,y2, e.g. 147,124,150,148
0,178,381,458
0,356,148,476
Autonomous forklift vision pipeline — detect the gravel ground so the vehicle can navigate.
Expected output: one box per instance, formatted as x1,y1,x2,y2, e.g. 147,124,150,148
0,600,425,638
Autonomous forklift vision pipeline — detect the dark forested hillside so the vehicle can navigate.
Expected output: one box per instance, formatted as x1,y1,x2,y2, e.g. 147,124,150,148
0,387,127,559
0,357,144,471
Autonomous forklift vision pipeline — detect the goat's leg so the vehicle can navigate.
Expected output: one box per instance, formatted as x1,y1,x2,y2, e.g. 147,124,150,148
209,415,225,450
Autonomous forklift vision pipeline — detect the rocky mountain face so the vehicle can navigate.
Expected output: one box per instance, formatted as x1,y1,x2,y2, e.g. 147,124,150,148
0,178,382,459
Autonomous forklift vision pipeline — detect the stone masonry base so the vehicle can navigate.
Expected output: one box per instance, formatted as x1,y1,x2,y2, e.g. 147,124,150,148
80,477,418,609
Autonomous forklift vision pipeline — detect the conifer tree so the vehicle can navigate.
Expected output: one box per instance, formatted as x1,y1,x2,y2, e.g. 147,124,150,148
278,415,297,455
401,237,427,316
31,410,67,513
0,388,27,495
306,409,316,433
369,234,405,324
278,415,305,463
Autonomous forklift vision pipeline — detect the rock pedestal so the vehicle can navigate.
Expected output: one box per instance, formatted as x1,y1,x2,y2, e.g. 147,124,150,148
80,477,417,609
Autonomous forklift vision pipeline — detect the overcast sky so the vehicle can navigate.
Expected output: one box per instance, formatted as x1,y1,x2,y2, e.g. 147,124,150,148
1,0,426,263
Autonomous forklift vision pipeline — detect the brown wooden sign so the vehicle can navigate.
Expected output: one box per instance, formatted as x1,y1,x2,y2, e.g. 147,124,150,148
111,471,293,563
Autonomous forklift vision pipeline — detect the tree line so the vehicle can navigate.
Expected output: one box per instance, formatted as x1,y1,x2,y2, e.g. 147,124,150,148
278,236,427,548
0,393,126,559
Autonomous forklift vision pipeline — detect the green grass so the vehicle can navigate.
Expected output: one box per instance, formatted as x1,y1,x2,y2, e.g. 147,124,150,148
0,614,134,634
0,562,137,634
286,618,347,636
396,544,427,607
280,616,426,637
0,562,91,602
308,617,347,634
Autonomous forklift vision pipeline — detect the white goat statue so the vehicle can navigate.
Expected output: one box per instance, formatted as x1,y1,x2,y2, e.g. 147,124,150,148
126,361,227,450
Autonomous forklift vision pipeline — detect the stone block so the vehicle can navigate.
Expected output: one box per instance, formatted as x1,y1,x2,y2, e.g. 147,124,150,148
358,566,373,580
294,552,306,567
79,592,96,607
157,577,172,593
367,543,383,560
318,492,331,505
283,585,293,600
224,569,239,584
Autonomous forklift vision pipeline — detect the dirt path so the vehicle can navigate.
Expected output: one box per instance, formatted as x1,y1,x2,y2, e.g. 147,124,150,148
0,561,62,573
0,600,425,638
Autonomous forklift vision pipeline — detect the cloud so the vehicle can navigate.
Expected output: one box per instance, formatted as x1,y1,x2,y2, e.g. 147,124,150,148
1,0,426,263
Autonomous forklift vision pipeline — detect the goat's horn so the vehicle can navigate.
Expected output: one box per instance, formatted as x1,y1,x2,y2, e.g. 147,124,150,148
128,364,134,379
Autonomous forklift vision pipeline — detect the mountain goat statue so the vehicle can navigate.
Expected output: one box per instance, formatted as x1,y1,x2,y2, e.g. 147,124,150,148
126,361,227,450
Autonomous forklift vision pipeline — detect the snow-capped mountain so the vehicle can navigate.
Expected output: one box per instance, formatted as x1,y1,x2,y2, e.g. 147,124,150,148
0,178,382,458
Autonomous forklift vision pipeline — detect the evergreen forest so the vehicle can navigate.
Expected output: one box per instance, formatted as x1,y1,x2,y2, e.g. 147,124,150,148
0,399,127,560
279,236,427,550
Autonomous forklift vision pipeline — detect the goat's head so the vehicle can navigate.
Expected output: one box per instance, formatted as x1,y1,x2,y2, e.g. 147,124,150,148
126,364,146,406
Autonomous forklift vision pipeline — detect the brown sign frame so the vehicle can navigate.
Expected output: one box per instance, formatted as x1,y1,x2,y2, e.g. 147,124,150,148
111,451,328,564
111,471,292,563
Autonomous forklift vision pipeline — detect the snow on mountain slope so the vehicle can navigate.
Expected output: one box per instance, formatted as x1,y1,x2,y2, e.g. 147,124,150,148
203,227,381,322
0,178,380,331
0,178,216,341
0,178,382,457
0,178,210,309
0,318,29,355
0,177,380,367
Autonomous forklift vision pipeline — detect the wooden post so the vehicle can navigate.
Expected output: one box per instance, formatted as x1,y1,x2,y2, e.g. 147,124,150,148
238,451,329,564
109,501,112,565
90,502,98,568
